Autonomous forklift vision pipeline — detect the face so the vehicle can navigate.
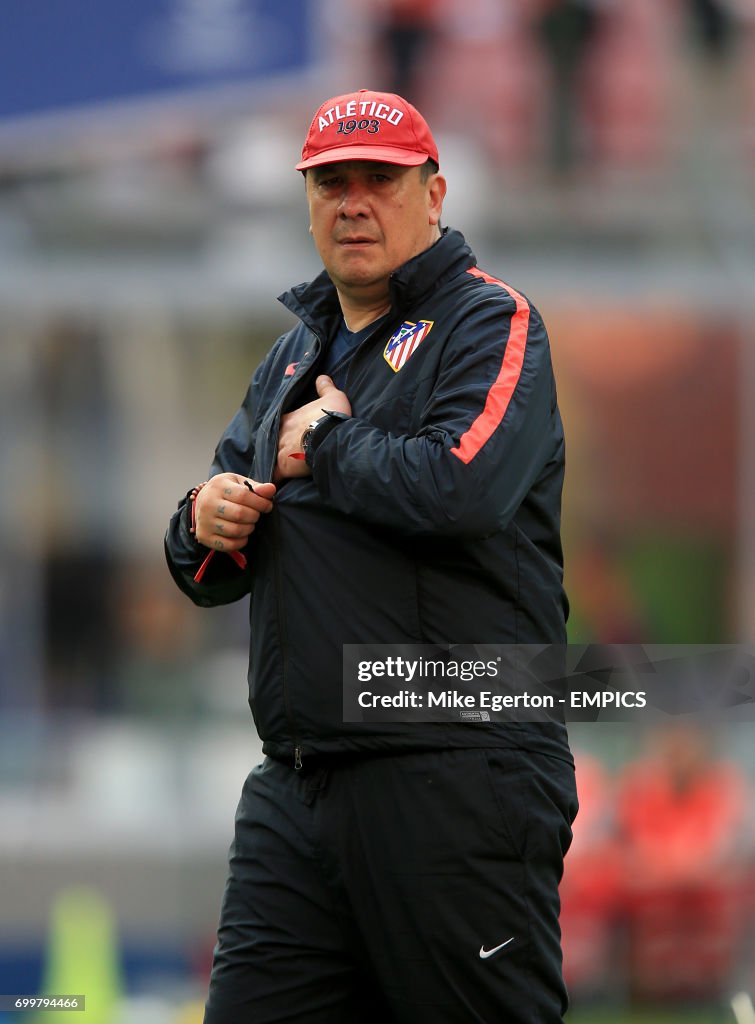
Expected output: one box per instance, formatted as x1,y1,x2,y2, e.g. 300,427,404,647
305,160,446,308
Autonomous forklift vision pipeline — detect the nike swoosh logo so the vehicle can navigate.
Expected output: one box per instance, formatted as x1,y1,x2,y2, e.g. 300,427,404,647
479,937,514,959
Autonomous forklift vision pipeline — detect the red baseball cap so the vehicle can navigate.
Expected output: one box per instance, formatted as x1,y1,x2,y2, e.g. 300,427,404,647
296,88,439,171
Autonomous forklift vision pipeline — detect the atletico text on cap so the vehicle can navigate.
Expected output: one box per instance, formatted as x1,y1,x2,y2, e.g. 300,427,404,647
296,88,440,172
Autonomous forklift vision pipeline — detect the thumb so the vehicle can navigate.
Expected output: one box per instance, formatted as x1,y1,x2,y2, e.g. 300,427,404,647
315,374,337,397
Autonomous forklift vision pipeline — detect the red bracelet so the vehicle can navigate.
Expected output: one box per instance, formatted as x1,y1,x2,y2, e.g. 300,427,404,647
189,481,248,583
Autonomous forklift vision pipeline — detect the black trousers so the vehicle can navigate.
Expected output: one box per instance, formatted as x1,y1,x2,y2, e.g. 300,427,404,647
204,748,578,1023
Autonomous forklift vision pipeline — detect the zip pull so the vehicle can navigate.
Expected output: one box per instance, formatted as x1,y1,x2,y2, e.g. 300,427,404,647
294,746,303,771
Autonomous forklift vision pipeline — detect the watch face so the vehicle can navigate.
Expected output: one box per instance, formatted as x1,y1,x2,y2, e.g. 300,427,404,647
302,419,322,453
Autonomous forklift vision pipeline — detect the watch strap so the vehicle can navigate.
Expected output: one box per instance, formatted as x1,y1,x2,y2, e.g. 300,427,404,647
303,409,350,467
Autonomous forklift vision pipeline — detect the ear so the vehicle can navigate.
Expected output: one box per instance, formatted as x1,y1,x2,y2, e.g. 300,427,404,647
427,174,447,227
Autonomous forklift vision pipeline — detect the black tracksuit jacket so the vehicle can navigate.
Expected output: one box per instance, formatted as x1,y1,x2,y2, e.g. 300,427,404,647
165,229,571,767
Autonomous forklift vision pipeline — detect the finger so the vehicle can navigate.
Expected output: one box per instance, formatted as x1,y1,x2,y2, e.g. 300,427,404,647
247,480,277,502
196,525,251,552
210,480,275,513
205,534,250,553
213,502,261,526
197,495,252,529
235,479,276,512
199,477,275,524
210,517,257,540
315,374,339,398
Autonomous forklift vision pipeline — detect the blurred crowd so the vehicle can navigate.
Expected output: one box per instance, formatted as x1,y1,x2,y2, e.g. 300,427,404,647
2,0,754,195
563,723,755,1008
336,0,755,179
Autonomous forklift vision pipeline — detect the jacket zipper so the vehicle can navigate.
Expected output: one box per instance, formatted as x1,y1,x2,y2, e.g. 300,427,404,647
271,508,303,769
265,337,323,770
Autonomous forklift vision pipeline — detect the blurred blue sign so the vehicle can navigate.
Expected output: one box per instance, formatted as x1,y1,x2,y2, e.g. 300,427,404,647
0,0,315,122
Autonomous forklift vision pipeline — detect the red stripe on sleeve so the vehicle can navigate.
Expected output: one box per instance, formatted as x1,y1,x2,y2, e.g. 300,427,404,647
450,267,530,465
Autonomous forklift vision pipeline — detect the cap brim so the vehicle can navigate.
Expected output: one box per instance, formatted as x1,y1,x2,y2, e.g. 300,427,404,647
296,145,432,171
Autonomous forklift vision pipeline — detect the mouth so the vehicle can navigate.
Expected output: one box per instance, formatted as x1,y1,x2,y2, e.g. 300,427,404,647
338,237,377,247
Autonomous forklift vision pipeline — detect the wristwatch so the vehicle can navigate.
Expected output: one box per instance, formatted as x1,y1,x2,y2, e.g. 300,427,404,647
301,409,350,467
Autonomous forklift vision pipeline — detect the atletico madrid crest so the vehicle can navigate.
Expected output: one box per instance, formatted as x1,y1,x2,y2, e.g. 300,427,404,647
383,320,434,372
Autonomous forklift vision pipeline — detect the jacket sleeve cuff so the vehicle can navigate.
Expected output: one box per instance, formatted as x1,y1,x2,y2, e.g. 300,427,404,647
304,411,351,468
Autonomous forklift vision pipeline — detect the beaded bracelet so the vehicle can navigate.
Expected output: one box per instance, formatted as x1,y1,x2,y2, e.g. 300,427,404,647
189,481,208,537
189,481,248,583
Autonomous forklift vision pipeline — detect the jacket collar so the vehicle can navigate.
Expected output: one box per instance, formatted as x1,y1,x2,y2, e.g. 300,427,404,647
388,228,475,309
278,228,475,338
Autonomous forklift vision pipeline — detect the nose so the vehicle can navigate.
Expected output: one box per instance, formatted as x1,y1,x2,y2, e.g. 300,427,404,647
337,178,369,218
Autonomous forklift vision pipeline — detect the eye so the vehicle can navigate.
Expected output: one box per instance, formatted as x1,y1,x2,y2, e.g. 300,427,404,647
313,171,339,188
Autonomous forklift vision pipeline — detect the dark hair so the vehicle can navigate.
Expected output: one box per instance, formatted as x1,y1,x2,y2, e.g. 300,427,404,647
420,158,439,181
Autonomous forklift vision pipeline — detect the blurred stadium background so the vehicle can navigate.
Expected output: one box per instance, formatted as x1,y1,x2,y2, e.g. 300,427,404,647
1,1,754,1021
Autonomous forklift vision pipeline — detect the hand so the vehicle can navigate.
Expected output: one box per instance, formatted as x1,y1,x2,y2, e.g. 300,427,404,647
275,375,351,482
194,473,276,553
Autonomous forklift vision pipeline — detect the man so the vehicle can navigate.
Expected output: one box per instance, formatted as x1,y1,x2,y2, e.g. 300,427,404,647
165,88,577,1023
